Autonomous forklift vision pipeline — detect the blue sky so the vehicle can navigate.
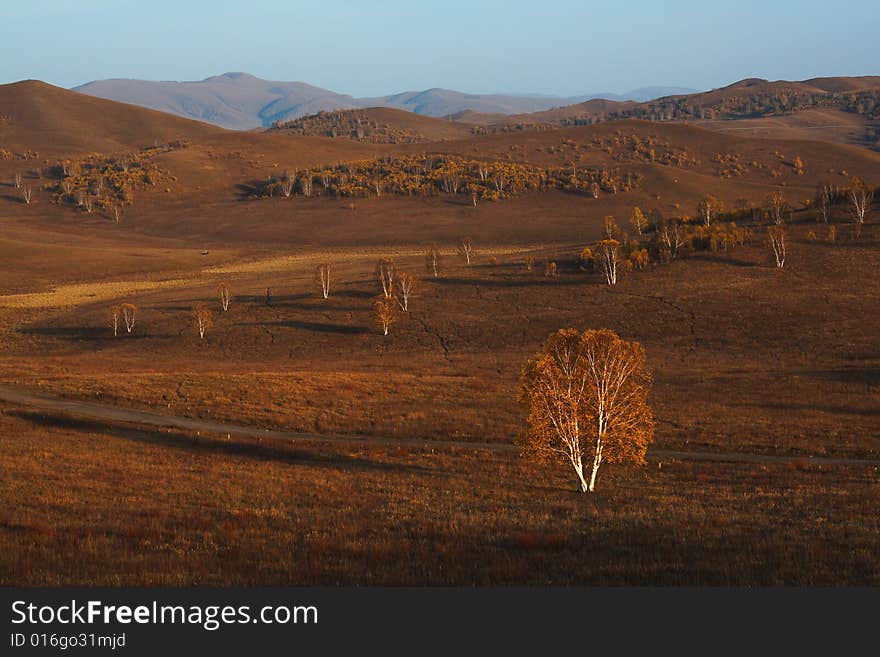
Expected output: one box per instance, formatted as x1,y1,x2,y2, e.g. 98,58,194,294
0,0,876,96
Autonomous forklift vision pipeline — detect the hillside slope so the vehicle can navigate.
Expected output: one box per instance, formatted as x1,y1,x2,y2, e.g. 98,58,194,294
0,80,226,155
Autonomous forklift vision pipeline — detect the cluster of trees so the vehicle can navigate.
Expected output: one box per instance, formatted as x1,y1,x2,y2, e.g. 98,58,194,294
270,111,429,144
371,257,420,335
584,131,699,168
253,154,641,201
39,144,183,219
813,178,874,225
559,88,880,127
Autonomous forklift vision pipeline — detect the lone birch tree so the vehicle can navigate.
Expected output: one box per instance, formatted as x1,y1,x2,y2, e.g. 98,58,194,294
518,328,654,492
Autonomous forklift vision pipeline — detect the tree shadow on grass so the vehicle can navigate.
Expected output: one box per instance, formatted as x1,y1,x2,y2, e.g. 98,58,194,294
729,401,879,417
432,275,585,288
11,410,438,476
238,320,368,335
18,326,176,342
689,253,756,268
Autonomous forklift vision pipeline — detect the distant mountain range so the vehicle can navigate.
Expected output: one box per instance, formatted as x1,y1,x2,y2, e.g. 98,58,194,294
72,73,696,130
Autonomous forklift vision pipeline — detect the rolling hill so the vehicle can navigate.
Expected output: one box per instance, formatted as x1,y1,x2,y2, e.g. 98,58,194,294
0,79,225,155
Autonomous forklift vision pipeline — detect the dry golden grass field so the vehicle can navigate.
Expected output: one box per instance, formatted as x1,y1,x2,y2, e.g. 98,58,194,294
1,81,878,585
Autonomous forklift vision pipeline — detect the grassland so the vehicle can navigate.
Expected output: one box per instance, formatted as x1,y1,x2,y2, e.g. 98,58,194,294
0,80,878,585
2,405,877,586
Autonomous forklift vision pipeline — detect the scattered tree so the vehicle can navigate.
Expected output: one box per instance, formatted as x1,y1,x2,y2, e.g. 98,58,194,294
21,186,32,204
603,215,619,239
192,303,213,339
316,262,332,299
376,258,395,298
815,183,833,224
396,272,416,311
120,303,137,333
765,191,788,225
373,295,397,336
280,170,295,197
112,206,121,224
525,256,535,273
768,226,786,268
109,305,121,337
848,177,872,224
697,195,723,227
595,239,620,285
544,261,558,277
659,217,686,260
424,246,441,278
218,282,232,311
629,207,647,236
459,237,475,264
518,328,655,492
13,172,21,189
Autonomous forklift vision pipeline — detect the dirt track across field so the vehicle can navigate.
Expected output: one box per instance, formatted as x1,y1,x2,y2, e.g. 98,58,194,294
1,385,877,467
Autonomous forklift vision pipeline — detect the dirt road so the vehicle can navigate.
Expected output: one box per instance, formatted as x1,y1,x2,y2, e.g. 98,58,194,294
1,384,878,466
